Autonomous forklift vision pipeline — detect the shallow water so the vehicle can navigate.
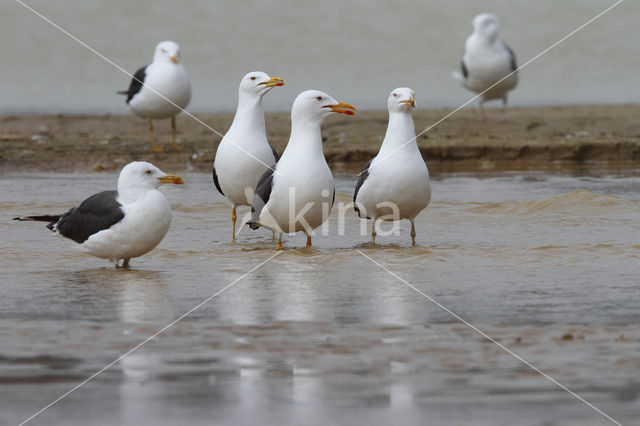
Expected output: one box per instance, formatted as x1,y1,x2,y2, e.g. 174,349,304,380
2,0,639,113
1,170,640,425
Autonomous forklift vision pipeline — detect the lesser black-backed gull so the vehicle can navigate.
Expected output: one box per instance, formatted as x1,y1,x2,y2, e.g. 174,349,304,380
248,90,356,249
353,88,430,245
119,41,191,151
14,161,184,268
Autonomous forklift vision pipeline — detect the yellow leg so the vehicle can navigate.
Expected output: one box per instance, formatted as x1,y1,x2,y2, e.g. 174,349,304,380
169,116,181,151
410,219,416,246
277,234,283,250
371,220,377,246
115,258,131,269
149,120,163,152
231,207,237,241
306,235,312,247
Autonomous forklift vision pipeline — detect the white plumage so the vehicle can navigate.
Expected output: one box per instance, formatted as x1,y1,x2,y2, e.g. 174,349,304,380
353,88,430,245
81,162,182,264
452,13,518,117
15,162,184,268
212,71,284,239
121,41,191,151
249,90,356,249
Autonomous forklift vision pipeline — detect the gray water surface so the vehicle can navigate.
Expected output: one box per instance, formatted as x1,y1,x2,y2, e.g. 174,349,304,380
3,0,639,114
1,171,639,425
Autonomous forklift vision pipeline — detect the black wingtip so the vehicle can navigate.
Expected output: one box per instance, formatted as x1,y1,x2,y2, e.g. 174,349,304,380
247,221,261,230
117,90,128,95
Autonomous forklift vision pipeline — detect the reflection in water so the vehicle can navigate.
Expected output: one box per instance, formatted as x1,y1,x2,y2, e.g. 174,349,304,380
1,171,640,425
116,270,173,324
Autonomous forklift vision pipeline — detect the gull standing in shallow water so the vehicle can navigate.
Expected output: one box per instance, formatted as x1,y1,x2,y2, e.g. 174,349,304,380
212,71,284,239
248,90,356,249
452,13,518,119
13,162,184,268
119,41,191,151
353,88,430,246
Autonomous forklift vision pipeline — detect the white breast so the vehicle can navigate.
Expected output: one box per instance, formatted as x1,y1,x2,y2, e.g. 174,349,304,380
80,190,172,261
356,153,430,221
259,151,334,234
129,63,191,119
214,136,276,207
462,38,517,99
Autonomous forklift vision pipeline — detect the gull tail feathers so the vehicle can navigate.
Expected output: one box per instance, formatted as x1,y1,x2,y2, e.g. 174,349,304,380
13,215,60,231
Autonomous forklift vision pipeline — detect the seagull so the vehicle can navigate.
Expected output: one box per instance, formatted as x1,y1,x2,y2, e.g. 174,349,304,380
353,88,430,246
248,90,356,249
212,71,285,239
13,162,184,268
452,13,518,119
118,41,192,152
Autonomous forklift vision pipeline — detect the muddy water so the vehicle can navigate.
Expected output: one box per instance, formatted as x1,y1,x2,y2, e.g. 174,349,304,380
1,170,639,425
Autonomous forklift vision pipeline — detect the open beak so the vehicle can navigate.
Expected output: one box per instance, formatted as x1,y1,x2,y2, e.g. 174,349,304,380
402,97,417,108
324,102,357,115
158,174,185,185
259,77,285,87
170,55,179,64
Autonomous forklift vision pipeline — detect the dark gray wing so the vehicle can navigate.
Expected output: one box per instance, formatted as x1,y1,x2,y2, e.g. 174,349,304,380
353,159,373,219
249,167,275,229
269,145,280,162
118,66,147,104
460,58,468,78
55,190,125,243
212,166,224,196
503,43,517,72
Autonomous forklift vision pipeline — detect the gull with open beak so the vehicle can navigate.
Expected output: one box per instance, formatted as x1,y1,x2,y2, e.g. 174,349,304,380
353,87,430,245
248,90,356,249
118,41,192,151
212,71,285,240
14,162,184,268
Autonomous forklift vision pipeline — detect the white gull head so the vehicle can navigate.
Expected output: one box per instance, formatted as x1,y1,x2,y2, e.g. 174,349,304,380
153,41,182,64
387,87,417,114
238,71,285,99
117,161,184,202
472,13,500,42
291,90,356,125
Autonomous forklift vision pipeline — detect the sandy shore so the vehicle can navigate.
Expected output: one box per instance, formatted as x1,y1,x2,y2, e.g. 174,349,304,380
1,105,639,174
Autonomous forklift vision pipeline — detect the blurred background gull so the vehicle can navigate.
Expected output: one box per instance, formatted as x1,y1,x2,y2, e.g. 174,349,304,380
2,0,638,114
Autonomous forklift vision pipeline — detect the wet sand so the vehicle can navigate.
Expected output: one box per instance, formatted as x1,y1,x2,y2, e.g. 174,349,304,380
2,104,639,174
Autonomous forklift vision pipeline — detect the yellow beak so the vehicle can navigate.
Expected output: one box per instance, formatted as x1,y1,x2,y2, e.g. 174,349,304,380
259,77,285,87
158,174,185,184
324,101,357,115
402,97,417,108
170,55,179,64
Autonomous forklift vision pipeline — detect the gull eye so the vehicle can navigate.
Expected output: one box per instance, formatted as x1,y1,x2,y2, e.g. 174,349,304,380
392,93,398,98
145,170,152,175
316,96,323,101
250,76,257,81
161,49,167,54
